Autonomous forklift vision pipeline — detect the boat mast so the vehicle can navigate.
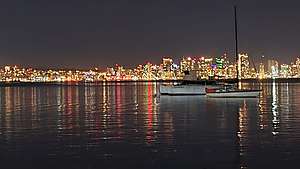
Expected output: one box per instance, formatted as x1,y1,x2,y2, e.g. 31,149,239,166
234,5,239,82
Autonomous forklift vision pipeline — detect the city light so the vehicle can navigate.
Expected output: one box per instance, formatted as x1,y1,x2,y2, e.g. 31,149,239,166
1,55,300,82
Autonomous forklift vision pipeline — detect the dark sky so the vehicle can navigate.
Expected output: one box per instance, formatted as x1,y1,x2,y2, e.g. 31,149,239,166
0,0,299,69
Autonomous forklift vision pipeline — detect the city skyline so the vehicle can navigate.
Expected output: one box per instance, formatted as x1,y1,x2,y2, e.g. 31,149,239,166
0,52,299,69
0,0,300,68
1,54,300,82
0,52,299,67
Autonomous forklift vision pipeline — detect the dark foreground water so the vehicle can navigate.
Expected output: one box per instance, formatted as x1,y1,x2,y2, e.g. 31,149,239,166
0,82,300,169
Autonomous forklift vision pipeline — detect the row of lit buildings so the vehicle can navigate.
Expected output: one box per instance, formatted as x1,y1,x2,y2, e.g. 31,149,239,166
1,55,300,82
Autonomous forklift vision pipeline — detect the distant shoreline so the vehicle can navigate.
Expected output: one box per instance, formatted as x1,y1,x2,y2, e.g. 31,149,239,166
1,78,300,87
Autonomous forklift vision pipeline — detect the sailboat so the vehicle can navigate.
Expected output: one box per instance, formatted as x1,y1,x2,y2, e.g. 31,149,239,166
159,70,219,95
206,84,261,98
206,5,261,98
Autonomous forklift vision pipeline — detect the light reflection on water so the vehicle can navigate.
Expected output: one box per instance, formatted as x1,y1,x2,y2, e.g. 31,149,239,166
1,82,300,169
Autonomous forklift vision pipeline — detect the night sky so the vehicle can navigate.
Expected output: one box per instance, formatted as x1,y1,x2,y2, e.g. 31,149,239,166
0,0,299,69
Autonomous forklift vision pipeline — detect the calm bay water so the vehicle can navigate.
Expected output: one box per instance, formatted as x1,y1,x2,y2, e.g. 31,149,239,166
1,82,300,169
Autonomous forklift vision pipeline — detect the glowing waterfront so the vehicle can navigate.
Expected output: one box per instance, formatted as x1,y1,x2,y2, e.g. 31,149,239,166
1,55,300,82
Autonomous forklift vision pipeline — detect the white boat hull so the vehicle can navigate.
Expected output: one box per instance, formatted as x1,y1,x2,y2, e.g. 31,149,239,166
206,90,260,98
160,84,213,95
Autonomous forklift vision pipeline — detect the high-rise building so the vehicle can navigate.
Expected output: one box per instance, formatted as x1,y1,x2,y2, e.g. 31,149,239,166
204,58,214,78
291,64,298,77
259,63,265,79
180,57,195,72
143,62,153,80
161,58,175,80
215,55,227,78
162,58,173,71
267,59,279,78
226,64,236,79
295,58,300,76
280,64,289,78
238,53,250,79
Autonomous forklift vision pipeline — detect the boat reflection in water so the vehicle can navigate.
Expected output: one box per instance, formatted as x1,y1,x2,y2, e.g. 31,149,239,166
0,82,300,169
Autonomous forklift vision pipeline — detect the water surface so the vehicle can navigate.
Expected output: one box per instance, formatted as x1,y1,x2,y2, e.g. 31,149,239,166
1,82,300,169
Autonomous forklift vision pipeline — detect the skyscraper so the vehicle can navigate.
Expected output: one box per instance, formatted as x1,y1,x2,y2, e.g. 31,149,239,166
259,63,265,79
267,59,279,78
238,53,250,79
280,64,289,78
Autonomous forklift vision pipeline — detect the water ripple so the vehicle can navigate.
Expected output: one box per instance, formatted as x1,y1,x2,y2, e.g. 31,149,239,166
1,82,300,169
